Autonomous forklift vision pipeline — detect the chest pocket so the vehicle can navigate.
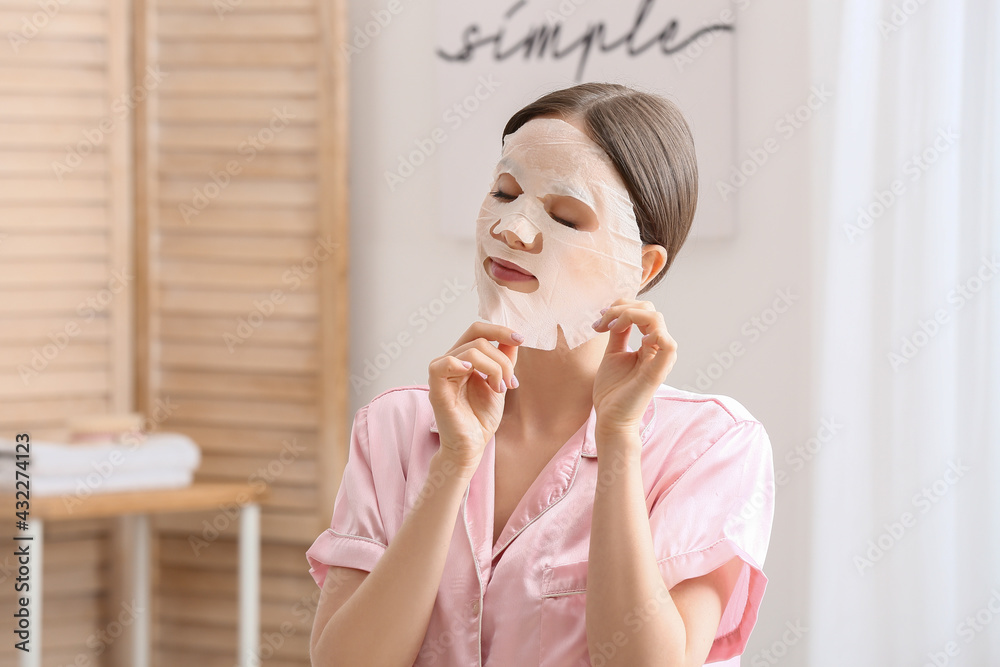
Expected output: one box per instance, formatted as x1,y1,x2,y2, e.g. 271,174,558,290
540,560,591,665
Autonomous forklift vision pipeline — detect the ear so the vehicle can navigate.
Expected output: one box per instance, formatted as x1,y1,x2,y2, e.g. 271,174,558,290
639,244,668,290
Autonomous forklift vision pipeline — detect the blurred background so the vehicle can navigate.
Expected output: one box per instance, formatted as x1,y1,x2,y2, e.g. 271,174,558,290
0,0,997,666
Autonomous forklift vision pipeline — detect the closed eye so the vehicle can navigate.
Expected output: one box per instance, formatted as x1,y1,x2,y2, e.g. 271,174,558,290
490,189,517,202
549,214,577,229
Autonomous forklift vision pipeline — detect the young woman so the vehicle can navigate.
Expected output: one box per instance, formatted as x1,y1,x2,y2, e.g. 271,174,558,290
307,83,774,666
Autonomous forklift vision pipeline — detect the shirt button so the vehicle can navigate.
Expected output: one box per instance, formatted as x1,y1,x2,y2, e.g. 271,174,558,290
471,600,480,615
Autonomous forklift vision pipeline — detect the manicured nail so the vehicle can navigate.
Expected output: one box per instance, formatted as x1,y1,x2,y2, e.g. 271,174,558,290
461,360,473,369
607,318,618,330
510,375,519,389
592,318,603,329
511,331,525,343
477,370,488,380
600,307,609,314
499,380,507,393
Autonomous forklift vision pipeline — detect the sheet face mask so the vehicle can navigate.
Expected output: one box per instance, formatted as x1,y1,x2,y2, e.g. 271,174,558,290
474,117,644,350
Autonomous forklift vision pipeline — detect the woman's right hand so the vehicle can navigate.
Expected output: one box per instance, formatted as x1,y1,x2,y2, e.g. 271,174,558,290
427,323,522,476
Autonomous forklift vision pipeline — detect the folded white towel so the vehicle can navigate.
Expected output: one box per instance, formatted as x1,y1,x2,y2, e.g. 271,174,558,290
0,432,201,478
10,467,194,498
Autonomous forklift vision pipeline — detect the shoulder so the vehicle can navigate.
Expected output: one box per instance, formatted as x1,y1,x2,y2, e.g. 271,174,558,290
364,384,433,417
648,383,763,430
353,386,436,466
642,383,771,468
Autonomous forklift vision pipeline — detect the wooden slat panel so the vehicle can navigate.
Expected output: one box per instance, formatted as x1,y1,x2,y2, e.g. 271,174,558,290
156,651,303,667
159,314,317,345
159,535,315,575
0,341,109,367
0,315,109,341
0,260,109,286
155,508,318,544
158,68,317,96
158,14,317,40
157,206,316,233
196,458,316,487
159,233,316,261
159,596,312,632
158,152,317,180
158,289,316,317
159,41,318,67
157,0,313,9
0,94,106,120
0,11,106,38
0,394,108,425
158,259,319,290
0,0,106,10
0,66,107,92
0,288,114,314
155,620,310,656
0,121,113,145
158,567,315,600
161,342,317,373
0,369,110,399
0,39,106,66
142,3,344,664
158,96,317,123
167,425,317,457
0,231,107,258
159,179,317,207
170,398,319,429
0,177,108,202
159,125,315,151
160,370,317,401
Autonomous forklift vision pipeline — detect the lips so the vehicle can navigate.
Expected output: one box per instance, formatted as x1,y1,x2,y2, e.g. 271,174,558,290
489,256,536,281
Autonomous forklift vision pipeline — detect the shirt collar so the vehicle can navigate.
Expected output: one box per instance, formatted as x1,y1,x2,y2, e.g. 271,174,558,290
428,396,657,458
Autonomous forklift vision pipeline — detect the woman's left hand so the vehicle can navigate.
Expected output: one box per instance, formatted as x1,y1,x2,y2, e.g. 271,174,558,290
591,298,678,438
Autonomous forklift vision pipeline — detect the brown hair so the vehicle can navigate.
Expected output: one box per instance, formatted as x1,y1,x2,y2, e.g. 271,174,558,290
502,82,698,293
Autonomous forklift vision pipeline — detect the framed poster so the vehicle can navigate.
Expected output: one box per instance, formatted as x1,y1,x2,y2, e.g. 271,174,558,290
432,0,739,241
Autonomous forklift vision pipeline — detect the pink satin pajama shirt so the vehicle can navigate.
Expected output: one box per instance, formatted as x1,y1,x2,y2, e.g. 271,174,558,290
306,383,775,666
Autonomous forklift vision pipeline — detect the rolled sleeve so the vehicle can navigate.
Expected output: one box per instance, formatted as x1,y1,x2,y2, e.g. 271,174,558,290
649,419,775,662
306,405,390,589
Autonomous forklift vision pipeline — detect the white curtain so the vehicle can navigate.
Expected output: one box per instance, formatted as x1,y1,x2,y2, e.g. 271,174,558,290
808,0,1000,664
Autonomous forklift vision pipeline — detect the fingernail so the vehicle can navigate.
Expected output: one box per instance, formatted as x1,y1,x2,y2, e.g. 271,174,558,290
499,380,507,393
477,370,488,380
511,331,525,343
607,318,618,330
510,375,519,389
461,360,473,369
592,318,602,329
600,307,609,314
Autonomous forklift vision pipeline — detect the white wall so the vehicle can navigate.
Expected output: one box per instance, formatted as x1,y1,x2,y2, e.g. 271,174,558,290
345,0,815,661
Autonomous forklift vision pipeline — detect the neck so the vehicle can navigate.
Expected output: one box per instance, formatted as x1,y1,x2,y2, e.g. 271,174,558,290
502,328,607,442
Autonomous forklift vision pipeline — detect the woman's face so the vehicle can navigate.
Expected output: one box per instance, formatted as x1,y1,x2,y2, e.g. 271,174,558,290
474,117,644,350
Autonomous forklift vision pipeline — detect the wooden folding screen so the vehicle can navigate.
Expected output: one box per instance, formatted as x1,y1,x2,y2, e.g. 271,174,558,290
0,1,133,665
0,0,348,665
134,1,348,666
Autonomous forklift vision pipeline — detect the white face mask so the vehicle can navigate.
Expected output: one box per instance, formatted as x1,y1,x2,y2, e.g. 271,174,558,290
474,117,645,350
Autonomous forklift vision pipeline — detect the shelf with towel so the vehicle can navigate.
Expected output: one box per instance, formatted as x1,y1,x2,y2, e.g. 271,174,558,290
0,433,201,497
0,482,269,667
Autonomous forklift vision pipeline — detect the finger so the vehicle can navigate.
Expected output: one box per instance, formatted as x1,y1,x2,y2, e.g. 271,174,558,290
497,341,519,378
453,321,525,350
428,355,474,391
455,348,507,393
592,300,655,332
606,307,666,337
429,355,474,380
639,330,678,379
450,338,517,388
604,308,670,355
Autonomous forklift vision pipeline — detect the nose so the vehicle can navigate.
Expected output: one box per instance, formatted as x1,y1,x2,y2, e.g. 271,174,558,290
491,213,543,252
